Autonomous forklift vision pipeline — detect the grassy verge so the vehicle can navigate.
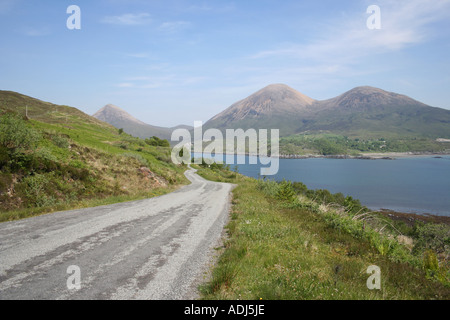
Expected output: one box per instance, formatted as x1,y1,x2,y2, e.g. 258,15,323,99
0,185,179,223
195,166,450,300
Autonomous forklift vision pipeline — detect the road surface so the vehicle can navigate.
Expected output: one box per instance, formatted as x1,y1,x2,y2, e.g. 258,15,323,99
0,167,234,300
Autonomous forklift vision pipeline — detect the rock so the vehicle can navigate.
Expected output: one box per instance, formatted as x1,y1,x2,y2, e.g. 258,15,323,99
397,235,414,250
138,167,168,187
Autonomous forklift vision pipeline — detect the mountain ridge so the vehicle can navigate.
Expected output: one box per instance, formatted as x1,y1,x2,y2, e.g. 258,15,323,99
204,84,450,139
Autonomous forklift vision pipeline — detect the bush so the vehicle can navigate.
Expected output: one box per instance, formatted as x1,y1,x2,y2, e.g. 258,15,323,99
20,173,56,208
276,180,296,201
123,152,149,167
51,134,69,149
413,223,450,255
34,147,58,162
256,179,280,198
145,136,170,147
0,113,40,153
0,146,10,169
422,249,448,283
0,173,12,194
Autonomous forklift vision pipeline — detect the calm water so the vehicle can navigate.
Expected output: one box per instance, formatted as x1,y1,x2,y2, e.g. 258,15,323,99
196,154,450,216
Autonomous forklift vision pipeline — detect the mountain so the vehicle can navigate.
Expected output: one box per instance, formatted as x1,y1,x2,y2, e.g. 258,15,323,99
93,104,148,127
204,84,450,139
204,84,316,136
93,104,191,141
302,86,450,138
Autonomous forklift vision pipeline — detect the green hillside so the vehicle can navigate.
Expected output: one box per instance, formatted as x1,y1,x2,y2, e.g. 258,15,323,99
0,91,188,222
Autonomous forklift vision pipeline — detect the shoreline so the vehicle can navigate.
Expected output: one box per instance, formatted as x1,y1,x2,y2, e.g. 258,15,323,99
194,151,450,223
377,208,450,226
193,151,450,160
279,151,450,160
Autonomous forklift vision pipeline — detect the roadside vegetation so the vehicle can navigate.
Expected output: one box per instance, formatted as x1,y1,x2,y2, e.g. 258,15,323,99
0,93,188,222
195,163,450,300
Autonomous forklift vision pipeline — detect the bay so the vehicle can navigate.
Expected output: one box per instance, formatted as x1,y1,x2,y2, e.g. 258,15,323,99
195,153,450,216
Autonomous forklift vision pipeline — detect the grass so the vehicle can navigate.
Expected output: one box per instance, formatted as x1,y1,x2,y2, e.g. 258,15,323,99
2,90,449,299
0,91,189,222
196,166,450,300
0,185,178,223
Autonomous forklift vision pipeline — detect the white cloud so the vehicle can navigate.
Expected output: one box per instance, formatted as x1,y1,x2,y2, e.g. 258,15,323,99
116,72,208,90
116,83,134,88
158,21,191,33
250,0,450,62
126,53,151,59
20,27,50,37
101,13,152,26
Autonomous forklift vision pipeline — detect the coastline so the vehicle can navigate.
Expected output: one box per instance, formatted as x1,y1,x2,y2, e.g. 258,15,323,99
279,151,450,160
377,209,450,226
194,151,450,222
194,151,450,160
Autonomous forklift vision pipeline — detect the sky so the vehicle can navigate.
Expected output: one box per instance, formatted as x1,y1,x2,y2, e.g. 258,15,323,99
1,0,449,127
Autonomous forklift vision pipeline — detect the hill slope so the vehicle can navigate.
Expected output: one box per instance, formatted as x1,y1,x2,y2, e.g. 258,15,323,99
0,91,188,221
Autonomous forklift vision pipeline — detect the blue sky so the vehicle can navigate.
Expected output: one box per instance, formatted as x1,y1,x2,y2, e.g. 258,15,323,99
1,0,449,127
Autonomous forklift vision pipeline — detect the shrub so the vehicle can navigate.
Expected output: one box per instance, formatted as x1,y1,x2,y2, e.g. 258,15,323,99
20,173,56,208
413,223,450,255
145,136,170,147
0,173,12,194
123,152,149,167
51,134,69,149
0,146,10,169
34,147,58,162
0,113,40,153
119,142,129,150
256,178,280,198
422,249,448,283
276,180,296,201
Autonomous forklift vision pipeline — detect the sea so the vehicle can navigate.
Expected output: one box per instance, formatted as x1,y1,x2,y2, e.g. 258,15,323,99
195,153,450,216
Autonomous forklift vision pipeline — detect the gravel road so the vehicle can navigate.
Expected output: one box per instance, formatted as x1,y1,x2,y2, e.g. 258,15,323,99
0,167,234,300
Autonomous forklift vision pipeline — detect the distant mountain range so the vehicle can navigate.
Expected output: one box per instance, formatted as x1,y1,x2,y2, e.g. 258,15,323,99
93,104,192,141
3,84,450,152
204,84,450,139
